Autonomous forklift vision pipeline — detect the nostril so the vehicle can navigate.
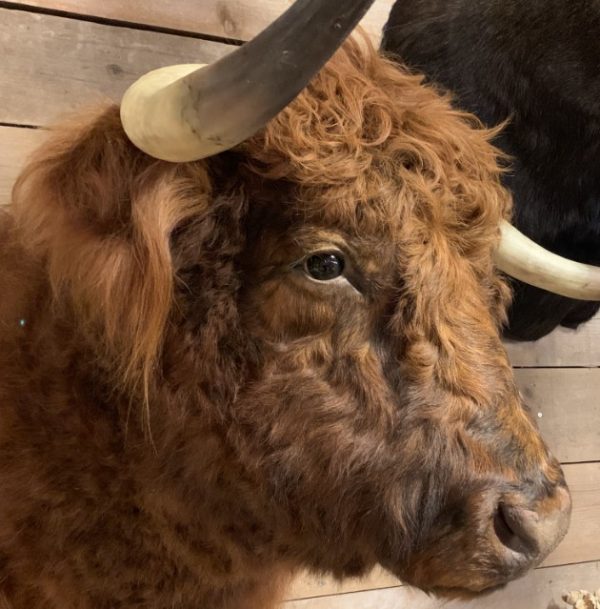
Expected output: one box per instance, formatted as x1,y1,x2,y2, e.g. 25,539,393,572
491,486,571,567
493,503,537,555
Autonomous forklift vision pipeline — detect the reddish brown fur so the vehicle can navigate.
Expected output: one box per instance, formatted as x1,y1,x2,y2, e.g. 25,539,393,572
0,37,566,608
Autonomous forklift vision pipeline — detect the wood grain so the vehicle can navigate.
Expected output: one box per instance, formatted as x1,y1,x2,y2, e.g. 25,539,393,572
284,561,600,608
6,0,394,43
0,126,46,204
515,369,600,464
545,463,600,568
0,8,234,127
287,567,400,602
506,316,600,367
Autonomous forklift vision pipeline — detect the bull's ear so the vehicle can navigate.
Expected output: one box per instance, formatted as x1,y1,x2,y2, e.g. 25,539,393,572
11,105,211,400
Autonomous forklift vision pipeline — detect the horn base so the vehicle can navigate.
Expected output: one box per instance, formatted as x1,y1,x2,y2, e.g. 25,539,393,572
120,64,227,162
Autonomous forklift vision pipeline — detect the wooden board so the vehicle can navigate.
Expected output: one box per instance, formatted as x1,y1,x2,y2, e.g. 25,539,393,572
0,8,234,127
6,1,394,43
506,316,600,367
287,567,400,602
284,561,600,608
546,463,600,568
0,126,45,204
515,369,600,464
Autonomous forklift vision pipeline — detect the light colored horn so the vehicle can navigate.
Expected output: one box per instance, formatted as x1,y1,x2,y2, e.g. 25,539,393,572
120,0,376,162
495,220,600,300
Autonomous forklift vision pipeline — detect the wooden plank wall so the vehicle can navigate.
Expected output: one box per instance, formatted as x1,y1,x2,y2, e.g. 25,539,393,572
1,2,598,608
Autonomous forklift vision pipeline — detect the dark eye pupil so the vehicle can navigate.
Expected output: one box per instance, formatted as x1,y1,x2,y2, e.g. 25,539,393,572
305,253,345,281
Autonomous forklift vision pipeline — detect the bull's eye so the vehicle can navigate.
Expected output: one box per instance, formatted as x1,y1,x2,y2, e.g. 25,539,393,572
305,252,345,281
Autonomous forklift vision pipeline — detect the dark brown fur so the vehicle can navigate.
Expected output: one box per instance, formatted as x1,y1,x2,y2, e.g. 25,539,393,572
0,37,565,608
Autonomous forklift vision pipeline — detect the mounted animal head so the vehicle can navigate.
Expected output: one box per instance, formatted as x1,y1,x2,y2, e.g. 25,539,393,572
4,0,572,601
381,0,600,340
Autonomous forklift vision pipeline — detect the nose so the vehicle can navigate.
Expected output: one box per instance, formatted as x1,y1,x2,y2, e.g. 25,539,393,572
493,483,571,565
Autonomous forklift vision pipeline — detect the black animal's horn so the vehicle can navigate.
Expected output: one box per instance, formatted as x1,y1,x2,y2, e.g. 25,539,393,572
120,0,376,162
494,221,600,300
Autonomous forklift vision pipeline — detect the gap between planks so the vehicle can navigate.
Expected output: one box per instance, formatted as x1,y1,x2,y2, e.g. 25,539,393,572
2,0,393,44
0,0,245,45
0,8,237,128
284,560,600,608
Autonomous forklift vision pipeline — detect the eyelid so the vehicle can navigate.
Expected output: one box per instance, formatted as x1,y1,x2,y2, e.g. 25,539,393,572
291,247,347,270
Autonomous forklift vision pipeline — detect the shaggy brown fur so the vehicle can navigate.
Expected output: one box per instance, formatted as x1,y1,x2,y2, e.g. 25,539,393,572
0,37,567,608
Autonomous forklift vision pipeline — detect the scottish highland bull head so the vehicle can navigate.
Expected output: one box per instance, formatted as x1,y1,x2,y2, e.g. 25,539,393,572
0,1,578,608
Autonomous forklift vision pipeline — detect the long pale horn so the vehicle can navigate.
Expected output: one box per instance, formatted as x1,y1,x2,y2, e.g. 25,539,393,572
495,220,600,300
121,0,376,162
